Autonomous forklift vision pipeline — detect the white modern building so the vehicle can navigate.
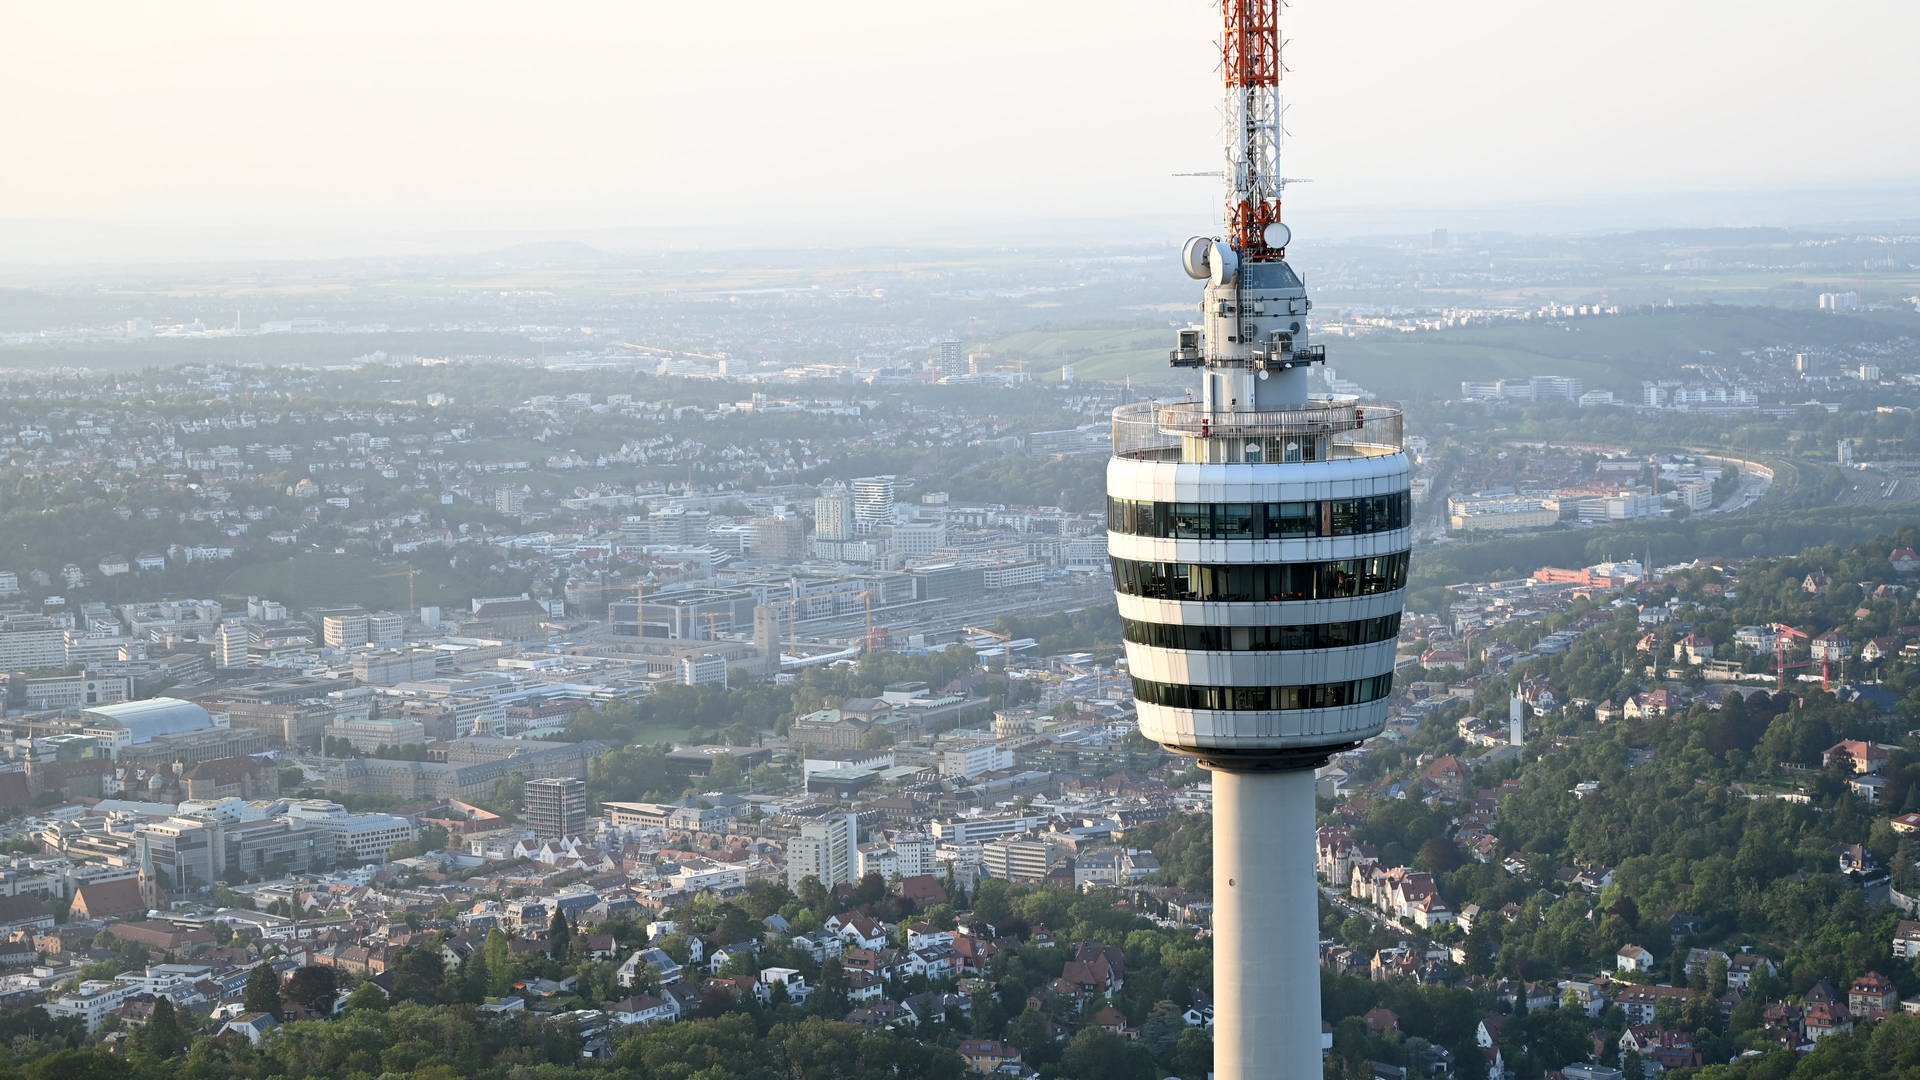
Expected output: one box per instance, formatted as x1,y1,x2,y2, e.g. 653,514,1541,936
857,831,935,881
282,800,417,864
930,814,1040,845
939,741,1014,779
787,813,858,892
214,619,253,669
850,477,896,535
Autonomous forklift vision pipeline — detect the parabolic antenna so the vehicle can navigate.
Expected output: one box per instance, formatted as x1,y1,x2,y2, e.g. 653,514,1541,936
1208,241,1239,286
1180,236,1212,280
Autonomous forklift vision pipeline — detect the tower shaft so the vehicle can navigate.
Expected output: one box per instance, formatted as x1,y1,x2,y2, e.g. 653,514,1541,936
1213,767,1320,1080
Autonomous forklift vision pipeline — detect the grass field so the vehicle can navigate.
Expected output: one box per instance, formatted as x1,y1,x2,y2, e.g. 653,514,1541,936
986,327,1172,384
1035,305,1920,398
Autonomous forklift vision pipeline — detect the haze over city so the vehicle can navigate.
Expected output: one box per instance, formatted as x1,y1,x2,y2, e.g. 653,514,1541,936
4,0,1919,261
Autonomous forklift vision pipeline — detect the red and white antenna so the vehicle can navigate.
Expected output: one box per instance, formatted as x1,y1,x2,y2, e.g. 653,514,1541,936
1221,0,1288,261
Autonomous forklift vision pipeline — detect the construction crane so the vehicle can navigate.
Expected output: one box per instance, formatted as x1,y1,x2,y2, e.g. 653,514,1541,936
630,577,650,638
700,611,725,641
861,591,883,653
963,624,1014,673
1772,624,1812,691
371,566,422,615
1809,629,1850,691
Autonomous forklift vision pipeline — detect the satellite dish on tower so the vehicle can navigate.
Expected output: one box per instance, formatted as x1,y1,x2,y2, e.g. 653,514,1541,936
1180,236,1212,280
1208,241,1239,286
1263,222,1292,250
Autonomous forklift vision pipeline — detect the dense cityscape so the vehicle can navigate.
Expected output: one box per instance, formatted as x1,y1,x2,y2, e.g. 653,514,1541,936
4,1,1920,1078
0,213,1910,1080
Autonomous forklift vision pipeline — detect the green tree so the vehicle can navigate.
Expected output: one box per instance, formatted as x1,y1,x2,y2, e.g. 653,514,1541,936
971,878,1015,926
1173,1026,1213,1080
390,946,446,1005
971,986,1007,1038
343,983,388,1012
284,964,339,1018
1138,1001,1188,1062
136,995,188,1057
611,1012,780,1080
1059,1027,1157,1080
243,963,282,1019
24,1049,131,1080
1010,1007,1059,1066
549,910,572,962
455,948,489,1004
485,927,515,997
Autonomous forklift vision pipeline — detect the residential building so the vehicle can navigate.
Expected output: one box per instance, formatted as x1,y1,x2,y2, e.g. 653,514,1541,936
787,813,858,891
851,477,895,534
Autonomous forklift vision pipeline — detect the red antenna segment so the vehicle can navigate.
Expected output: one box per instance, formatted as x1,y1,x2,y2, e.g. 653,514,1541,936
1221,0,1286,261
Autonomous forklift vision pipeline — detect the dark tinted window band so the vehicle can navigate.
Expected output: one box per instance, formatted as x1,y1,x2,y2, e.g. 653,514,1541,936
1130,674,1395,712
1123,613,1400,651
1108,492,1411,540
1110,553,1409,601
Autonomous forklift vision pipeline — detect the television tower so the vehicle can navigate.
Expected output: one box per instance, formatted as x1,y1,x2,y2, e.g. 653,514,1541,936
1106,3,1412,1078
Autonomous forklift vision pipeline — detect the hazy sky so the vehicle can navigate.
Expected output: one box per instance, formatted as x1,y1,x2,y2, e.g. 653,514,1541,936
3,0,1918,254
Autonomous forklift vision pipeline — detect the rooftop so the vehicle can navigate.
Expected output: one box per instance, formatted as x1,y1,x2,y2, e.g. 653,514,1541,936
81,697,214,742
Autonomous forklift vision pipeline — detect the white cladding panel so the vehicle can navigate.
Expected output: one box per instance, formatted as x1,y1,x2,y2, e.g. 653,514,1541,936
1114,591,1406,626
1108,452,1411,503
1107,530,1410,564
1134,700,1389,748
1123,639,1398,687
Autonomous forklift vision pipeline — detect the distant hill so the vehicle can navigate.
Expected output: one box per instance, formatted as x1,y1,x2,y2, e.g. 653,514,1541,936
1042,304,1920,399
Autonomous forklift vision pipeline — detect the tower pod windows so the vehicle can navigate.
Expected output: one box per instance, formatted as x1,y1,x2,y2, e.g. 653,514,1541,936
1129,673,1396,712
1122,612,1399,652
1108,493,1410,539
1110,553,1408,602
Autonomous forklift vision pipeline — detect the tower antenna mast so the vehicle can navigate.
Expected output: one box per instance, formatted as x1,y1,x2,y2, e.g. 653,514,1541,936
1222,0,1287,260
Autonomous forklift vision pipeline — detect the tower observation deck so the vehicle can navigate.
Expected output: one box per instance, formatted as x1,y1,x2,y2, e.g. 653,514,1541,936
1105,3,1412,1077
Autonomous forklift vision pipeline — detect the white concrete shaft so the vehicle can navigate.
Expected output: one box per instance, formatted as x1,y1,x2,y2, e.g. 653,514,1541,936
1212,765,1320,1080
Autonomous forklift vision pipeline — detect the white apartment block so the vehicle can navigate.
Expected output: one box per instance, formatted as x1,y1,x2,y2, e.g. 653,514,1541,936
857,832,935,881
939,741,1014,779
787,813,858,891
931,814,1040,845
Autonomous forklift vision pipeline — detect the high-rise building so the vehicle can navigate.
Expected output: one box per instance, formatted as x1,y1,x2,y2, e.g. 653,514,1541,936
814,485,855,542
850,476,895,535
213,619,253,669
1105,4,1411,1077
936,339,964,380
786,812,858,891
524,776,588,841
